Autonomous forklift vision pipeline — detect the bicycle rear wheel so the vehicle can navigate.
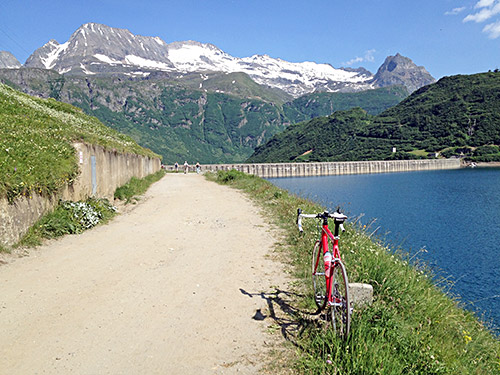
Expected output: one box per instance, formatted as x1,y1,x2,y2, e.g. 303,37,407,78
330,260,350,338
312,241,327,310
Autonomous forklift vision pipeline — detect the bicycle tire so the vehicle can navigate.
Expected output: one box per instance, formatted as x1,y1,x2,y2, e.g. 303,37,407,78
330,260,350,338
312,241,327,310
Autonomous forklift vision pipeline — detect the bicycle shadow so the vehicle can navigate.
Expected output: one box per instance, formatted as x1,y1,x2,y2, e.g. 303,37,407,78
239,287,328,349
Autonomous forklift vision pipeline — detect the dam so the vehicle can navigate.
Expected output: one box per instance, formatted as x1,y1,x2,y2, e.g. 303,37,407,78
199,159,462,178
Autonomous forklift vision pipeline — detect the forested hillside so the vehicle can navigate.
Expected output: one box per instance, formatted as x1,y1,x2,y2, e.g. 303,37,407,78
248,72,500,163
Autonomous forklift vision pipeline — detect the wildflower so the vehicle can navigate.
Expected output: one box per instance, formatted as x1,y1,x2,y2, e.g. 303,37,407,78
462,330,472,344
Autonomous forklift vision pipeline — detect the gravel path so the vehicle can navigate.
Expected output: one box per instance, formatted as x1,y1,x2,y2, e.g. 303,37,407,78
0,174,288,374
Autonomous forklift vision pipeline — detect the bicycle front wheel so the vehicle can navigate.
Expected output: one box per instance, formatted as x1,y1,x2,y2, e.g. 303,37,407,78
330,260,350,338
312,241,327,310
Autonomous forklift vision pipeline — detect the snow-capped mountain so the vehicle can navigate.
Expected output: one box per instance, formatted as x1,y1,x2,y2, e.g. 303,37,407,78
0,51,21,69
164,40,374,96
24,23,174,75
23,23,433,97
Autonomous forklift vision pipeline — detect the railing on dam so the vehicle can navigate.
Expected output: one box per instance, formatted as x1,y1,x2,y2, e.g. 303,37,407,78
197,159,462,178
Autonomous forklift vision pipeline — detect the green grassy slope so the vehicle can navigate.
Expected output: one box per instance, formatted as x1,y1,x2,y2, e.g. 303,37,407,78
0,83,159,202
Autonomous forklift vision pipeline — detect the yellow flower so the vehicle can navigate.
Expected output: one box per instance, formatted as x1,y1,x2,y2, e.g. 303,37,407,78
462,330,472,345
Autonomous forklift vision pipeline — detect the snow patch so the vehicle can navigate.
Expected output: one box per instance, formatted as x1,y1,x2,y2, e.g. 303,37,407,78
80,63,95,75
154,36,165,45
124,55,172,70
94,54,122,65
41,41,69,69
125,71,151,77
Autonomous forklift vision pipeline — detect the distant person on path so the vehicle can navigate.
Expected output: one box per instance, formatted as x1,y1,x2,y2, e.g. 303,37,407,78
196,162,201,174
183,161,189,174
174,162,179,173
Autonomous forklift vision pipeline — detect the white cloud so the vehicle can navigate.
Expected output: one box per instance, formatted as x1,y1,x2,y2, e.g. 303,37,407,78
464,0,500,22
445,7,466,15
343,49,376,66
483,20,500,37
475,0,495,8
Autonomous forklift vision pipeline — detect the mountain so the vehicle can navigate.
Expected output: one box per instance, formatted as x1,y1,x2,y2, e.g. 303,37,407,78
0,22,439,163
0,51,21,69
24,23,174,75
372,53,435,93
0,67,407,163
23,23,432,97
247,72,500,163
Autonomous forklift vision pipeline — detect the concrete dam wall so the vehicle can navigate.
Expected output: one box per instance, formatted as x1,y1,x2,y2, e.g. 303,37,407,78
201,159,462,178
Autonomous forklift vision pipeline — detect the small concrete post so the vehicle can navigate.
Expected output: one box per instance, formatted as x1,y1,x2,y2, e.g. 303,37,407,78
349,283,374,308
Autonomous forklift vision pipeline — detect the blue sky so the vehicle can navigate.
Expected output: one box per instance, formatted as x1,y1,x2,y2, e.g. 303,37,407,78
0,0,498,79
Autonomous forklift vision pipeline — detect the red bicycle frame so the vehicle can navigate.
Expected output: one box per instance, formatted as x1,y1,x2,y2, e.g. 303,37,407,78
320,224,342,305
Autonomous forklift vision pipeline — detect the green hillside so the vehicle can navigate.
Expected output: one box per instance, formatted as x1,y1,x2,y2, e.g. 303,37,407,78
0,68,407,164
0,83,158,202
248,72,500,163
283,85,408,122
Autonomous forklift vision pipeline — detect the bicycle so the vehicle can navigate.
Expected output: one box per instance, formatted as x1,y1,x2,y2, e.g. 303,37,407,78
297,208,351,338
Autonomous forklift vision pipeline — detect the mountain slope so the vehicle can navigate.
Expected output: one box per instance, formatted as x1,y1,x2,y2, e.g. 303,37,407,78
248,72,500,163
0,51,21,69
283,85,408,122
0,68,407,163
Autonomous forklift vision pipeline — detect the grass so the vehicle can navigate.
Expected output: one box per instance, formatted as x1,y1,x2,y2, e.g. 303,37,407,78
114,169,166,203
409,149,430,157
0,83,160,202
208,169,500,375
17,197,117,248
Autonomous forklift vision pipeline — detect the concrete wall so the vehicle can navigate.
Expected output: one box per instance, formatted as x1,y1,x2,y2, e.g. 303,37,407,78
61,143,161,201
1,143,161,247
0,194,58,248
199,159,462,178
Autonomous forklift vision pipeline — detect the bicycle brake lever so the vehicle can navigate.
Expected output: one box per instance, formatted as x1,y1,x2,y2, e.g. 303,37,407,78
297,208,304,232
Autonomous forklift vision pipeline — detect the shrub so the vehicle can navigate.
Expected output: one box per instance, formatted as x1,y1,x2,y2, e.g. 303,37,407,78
216,169,248,183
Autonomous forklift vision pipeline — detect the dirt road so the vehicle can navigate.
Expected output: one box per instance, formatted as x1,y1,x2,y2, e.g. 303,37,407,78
0,174,289,374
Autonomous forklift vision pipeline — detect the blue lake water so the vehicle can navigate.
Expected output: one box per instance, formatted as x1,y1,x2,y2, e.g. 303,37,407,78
268,167,500,332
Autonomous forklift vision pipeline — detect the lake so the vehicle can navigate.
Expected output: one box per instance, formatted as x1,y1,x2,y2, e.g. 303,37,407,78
268,167,500,332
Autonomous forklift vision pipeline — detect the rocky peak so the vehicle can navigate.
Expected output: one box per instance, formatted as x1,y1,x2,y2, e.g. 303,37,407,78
0,51,21,68
372,53,435,93
25,22,174,74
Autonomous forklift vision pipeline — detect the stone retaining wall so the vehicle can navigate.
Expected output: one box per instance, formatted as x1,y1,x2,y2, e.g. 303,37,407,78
1,143,161,247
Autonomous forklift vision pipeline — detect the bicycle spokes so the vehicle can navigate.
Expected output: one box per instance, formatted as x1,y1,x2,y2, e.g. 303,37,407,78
330,262,350,338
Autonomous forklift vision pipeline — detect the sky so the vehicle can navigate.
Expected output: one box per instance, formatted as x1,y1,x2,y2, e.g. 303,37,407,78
0,0,499,79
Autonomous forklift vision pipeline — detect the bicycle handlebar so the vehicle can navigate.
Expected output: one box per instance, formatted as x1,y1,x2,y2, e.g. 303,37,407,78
297,208,347,233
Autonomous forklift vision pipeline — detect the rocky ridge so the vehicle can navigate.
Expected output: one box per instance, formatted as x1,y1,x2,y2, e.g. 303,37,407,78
0,51,21,69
